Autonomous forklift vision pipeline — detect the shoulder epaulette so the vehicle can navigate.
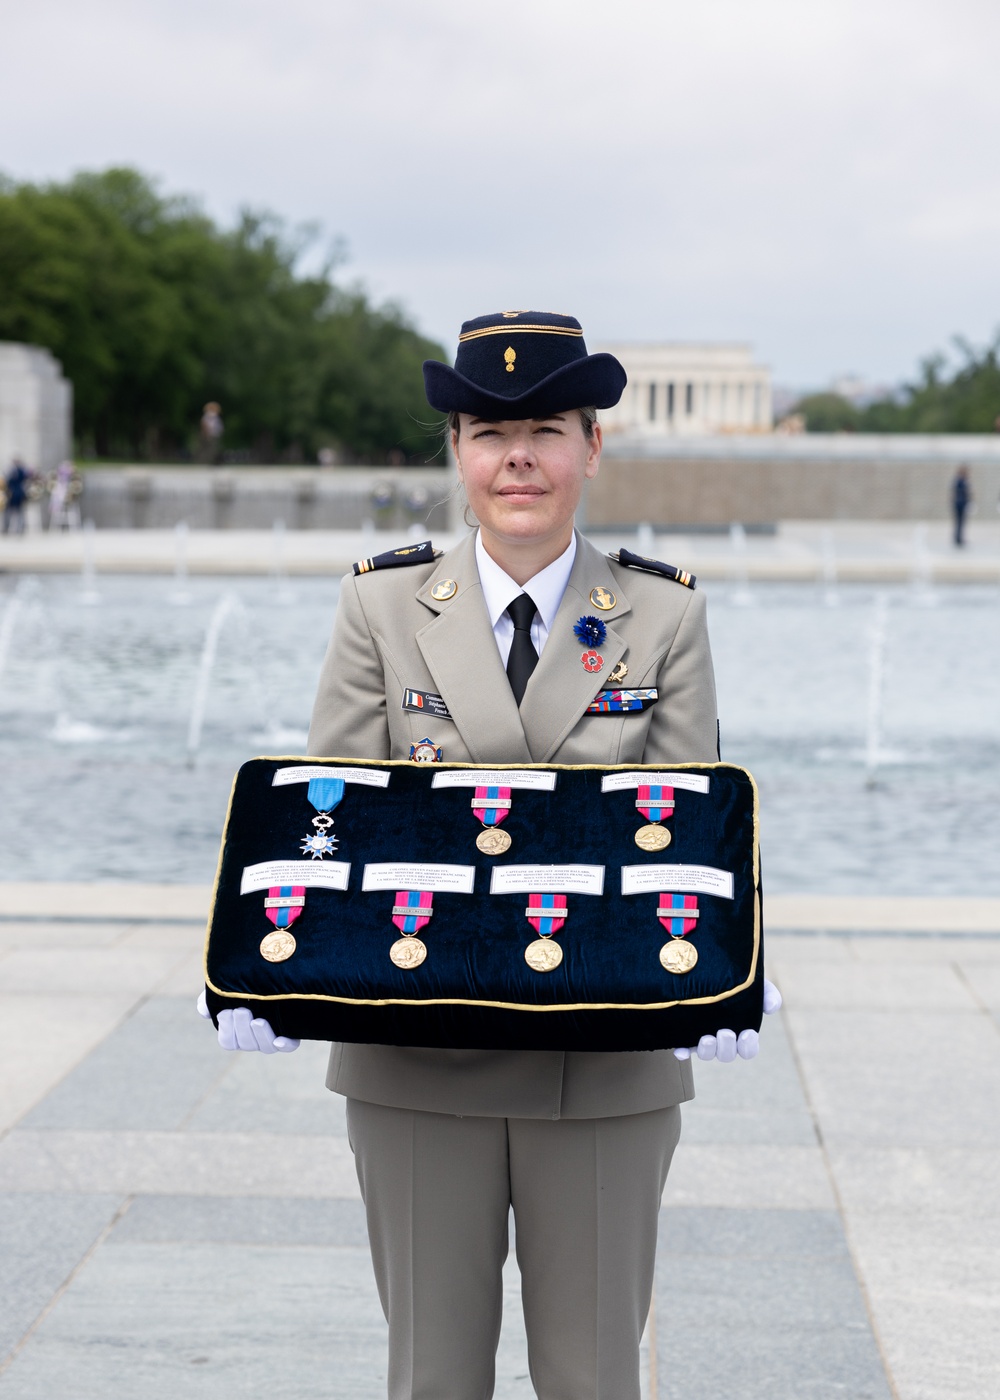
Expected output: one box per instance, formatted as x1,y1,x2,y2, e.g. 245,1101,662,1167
610,547,696,589
353,540,441,576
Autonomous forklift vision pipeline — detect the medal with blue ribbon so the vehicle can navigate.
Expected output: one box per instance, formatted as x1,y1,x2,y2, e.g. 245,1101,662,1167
635,783,674,851
657,893,699,973
300,777,345,859
389,890,433,969
260,884,306,962
524,893,568,972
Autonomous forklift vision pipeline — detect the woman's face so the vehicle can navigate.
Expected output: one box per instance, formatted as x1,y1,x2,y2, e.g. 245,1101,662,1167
453,413,602,549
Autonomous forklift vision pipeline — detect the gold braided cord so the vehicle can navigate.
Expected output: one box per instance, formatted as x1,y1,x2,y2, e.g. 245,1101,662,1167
458,325,583,342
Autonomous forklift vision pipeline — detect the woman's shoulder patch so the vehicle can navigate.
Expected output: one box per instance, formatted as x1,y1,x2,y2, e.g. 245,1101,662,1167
353,541,440,576
610,547,696,589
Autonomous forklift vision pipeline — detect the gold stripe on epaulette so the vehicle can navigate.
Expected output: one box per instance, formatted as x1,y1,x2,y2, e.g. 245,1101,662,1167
458,325,584,341
356,557,374,573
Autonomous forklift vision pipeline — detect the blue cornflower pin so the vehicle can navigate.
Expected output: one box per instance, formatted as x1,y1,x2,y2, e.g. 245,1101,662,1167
573,615,607,648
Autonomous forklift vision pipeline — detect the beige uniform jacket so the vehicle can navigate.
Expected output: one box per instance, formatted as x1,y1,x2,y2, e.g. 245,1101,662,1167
307,530,719,1119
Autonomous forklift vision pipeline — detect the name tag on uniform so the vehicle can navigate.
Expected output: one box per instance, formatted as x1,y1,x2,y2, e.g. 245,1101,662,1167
402,688,453,721
586,688,658,715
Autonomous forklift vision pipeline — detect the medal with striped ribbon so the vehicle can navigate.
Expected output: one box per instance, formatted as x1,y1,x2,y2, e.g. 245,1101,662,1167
473,785,513,854
260,885,305,962
300,777,345,859
634,784,674,851
389,890,432,969
657,893,699,973
524,893,567,972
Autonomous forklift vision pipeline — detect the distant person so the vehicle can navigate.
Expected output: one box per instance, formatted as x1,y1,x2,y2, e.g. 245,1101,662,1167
951,465,972,546
199,402,224,464
2,459,30,535
48,460,81,531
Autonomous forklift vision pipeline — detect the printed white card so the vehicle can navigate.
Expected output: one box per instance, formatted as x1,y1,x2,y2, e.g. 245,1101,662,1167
600,771,710,794
431,770,557,791
272,765,391,788
620,865,734,899
240,860,351,894
490,865,605,896
362,863,476,894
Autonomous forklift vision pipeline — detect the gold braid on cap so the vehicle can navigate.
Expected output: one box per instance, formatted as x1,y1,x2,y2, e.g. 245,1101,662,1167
458,324,584,341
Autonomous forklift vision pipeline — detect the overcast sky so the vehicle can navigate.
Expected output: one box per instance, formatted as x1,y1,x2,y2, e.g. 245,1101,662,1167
4,0,1000,387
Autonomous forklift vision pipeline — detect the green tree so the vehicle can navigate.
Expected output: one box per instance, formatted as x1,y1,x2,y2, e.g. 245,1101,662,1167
853,337,1000,434
790,392,860,432
0,167,446,461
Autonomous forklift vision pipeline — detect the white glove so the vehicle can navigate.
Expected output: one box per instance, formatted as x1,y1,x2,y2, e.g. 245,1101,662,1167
196,990,300,1053
672,978,782,1062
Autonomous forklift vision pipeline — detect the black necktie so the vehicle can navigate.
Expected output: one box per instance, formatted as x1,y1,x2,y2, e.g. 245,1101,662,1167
506,593,538,706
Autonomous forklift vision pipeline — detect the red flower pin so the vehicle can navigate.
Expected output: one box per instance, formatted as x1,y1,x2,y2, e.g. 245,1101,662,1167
581,649,604,673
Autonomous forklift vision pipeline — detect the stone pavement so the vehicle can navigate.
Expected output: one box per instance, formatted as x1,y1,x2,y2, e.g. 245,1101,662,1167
1,520,999,582
1,892,999,1399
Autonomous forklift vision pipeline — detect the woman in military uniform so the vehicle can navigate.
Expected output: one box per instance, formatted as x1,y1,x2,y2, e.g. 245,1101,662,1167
205,311,778,1400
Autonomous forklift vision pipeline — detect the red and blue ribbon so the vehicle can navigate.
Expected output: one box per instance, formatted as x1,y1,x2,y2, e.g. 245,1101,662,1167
637,784,675,823
392,890,433,934
526,892,568,935
586,688,658,714
265,885,305,930
472,785,511,829
657,893,699,937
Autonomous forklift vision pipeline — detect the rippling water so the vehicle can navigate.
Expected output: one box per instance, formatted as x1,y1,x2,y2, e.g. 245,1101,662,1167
0,573,997,892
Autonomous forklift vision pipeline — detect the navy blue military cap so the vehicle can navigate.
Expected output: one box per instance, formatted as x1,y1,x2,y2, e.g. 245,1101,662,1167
423,310,627,419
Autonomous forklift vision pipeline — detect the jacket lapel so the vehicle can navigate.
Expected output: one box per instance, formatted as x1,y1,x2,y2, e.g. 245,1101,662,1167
414,535,532,764
520,534,633,762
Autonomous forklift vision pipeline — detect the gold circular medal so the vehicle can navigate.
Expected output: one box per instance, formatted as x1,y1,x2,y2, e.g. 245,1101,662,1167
476,827,512,855
589,586,617,611
659,940,698,974
260,931,296,962
635,823,672,852
524,938,563,973
430,578,458,601
390,936,427,970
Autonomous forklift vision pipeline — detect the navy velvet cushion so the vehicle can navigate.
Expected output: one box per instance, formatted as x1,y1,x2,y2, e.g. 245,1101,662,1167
204,758,762,1051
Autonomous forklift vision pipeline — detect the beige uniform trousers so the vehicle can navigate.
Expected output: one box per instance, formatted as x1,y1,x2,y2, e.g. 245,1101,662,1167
346,1098,682,1400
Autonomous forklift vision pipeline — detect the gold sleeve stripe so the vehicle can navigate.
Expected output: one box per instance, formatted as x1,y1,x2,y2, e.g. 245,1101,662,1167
458,325,584,342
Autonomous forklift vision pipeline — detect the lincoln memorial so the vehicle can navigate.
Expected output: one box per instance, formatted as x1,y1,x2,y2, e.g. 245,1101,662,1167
595,342,773,435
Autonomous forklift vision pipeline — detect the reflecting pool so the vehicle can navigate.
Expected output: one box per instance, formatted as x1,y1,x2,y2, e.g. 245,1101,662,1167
0,574,997,892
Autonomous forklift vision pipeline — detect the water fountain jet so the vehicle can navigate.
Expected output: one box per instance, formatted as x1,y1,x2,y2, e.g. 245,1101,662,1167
636,521,655,555
186,593,239,767
729,522,753,606
821,527,839,606
170,521,193,604
0,583,30,688
270,519,295,604
80,520,100,605
864,593,889,789
910,523,937,607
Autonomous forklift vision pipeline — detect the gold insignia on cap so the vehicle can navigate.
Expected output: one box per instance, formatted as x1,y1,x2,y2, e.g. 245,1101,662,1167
502,310,528,318
504,347,516,373
430,578,458,601
590,586,617,611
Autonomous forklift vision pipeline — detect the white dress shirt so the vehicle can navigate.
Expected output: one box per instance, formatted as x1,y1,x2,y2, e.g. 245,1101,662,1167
475,531,577,668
